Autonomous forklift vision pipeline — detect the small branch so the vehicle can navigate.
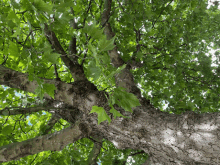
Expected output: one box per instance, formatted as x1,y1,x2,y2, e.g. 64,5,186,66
81,48,88,66
83,0,93,26
54,64,61,81
68,7,78,62
1,55,8,65
44,23,86,81
0,106,73,116
16,10,27,14
23,30,33,45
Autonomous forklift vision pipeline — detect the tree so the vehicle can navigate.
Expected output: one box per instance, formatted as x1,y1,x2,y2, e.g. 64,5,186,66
0,0,220,164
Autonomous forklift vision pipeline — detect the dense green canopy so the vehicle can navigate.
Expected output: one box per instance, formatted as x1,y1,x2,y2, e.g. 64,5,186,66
0,0,220,164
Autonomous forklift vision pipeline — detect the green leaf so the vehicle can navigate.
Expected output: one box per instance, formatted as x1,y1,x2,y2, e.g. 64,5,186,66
55,1,74,12
11,0,21,9
8,41,18,58
106,64,126,80
34,86,44,100
2,110,9,116
112,87,141,112
43,43,60,64
83,22,97,34
98,36,115,52
45,52,60,64
136,51,143,60
83,23,92,34
43,83,57,99
35,76,44,85
2,125,13,135
0,91,7,99
83,23,104,40
7,20,16,29
33,0,53,13
90,106,111,124
88,44,98,63
90,28,104,40
87,60,101,81
11,27,21,37
100,53,111,64
109,106,127,119
7,11,19,23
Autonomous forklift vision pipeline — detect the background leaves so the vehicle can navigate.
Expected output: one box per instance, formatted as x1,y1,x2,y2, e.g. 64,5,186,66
0,0,220,164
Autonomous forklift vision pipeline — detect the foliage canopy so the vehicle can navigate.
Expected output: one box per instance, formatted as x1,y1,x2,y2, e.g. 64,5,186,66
0,0,220,164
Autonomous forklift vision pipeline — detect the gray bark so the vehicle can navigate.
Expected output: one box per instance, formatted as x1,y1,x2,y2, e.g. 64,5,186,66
0,64,220,164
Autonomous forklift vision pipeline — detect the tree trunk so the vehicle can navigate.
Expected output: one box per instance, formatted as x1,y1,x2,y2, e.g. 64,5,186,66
0,67,219,164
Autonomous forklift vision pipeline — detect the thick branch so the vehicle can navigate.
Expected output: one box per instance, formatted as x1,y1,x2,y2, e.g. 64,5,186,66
101,0,141,97
86,105,220,164
0,65,102,113
0,65,68,104
0,123,91,163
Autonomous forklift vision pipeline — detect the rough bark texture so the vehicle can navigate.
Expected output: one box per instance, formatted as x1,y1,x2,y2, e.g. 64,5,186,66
0,124,89,162
1,62,220,164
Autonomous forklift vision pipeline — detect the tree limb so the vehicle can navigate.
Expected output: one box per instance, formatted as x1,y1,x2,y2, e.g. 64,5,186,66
101,0,141,97
0,106,72,116
44,23,86,81
0,123,90,163
68,7,78,62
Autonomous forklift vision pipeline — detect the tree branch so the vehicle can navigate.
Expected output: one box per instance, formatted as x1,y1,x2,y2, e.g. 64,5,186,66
101,0,141,97
0,106,72,116
0,64,101,112
44,23,86,81
68,7,78,62
0,123,90,163
54,64,61,81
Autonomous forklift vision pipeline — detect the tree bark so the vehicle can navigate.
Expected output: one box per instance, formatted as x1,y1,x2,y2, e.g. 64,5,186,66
0,124,89,163
0,64,220,164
